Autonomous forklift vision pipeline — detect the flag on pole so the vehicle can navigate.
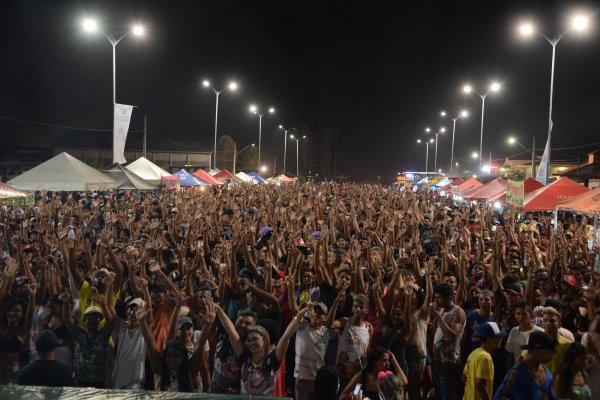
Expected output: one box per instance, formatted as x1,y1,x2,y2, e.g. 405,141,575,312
113,103,134,164
536,120,552,185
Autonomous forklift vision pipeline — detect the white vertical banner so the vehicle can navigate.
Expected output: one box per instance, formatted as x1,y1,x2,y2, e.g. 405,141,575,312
113,103,134,164
536,136,550,185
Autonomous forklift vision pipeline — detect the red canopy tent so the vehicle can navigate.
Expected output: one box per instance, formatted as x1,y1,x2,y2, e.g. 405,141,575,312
278,174,296,183
463,177,507,200
192,169,223,185
488,178,544,203
0,182,28,199
523,177,590,211
556,186,600,215
213,169,243,183
455,178,483,195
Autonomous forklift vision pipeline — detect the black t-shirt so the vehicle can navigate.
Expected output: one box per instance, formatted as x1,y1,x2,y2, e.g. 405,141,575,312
319,282,353,319
18,359,75,386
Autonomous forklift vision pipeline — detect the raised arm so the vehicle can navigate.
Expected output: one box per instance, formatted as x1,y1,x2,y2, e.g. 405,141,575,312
275,307,306,361
215,305,243,357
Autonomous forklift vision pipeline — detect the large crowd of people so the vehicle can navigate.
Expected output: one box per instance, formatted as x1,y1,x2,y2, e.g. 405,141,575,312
0,182,598,400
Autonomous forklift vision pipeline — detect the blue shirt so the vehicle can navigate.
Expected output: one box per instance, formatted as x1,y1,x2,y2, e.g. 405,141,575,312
493,362,554,400
464,311,492,359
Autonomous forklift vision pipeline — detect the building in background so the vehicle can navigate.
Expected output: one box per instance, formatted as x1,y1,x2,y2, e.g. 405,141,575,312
300,120,338,179
216,135,236,172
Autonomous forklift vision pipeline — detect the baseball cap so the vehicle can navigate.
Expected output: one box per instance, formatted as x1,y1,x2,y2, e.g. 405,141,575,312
14,275,31,287
92,268,110,279
83,305,104,318
177,316,193,330
128,298,145,309
477,322,507,339
561,275,577,287
313,302,328,315
520,331,557,351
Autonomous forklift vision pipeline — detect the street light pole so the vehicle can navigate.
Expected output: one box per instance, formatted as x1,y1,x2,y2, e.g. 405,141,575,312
425,127,446,172
278,125,294,174
518,16,589,182
82,20,144,164
417,138,434,174
290,135,306,177
441,110,468,174
249,106,275,171
204,80,238,170
463,83,500,171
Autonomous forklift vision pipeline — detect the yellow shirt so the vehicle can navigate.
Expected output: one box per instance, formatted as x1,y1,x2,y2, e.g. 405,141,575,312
521,335,571,375
463,347,493,400
77,279,120,328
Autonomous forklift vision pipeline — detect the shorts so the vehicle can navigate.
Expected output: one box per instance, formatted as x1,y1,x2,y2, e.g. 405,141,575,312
406,344,426,372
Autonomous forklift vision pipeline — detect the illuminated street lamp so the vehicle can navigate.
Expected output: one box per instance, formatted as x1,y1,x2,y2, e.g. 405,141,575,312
82,18,145,163
278,125,295,174
249,105,275,170
289,134,306,177
203,80,238,169
425,127,446,172
508,136,537,177
518,14,591,183
441,110,468,173
417,138,435,173
462,82,501,170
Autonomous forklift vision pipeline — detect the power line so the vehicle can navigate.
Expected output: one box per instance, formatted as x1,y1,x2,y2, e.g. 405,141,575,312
0,114,144,132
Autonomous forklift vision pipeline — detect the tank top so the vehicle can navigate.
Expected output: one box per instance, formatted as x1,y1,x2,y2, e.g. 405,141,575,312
432,305,463,364
409,310,428,356
337,320,370,371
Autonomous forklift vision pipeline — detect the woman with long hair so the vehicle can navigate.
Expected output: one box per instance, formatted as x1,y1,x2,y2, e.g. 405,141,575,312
140,300,214,392
215,299,304,396
553,342,591,400
339,346,407,400
0,283,36,368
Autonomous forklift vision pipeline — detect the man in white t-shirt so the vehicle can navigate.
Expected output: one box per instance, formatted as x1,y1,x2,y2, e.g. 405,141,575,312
294,302,336,400
505,302,543,365
111,298,147,389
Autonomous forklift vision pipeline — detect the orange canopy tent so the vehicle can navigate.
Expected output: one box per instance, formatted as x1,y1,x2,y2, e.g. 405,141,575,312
488,178,544,203
278,174,296,183
213,169,243,183
0,182,29,199
192,169,223,185
556,186,600,215
463,177,507,200
455,178,483,195
522,177,590,211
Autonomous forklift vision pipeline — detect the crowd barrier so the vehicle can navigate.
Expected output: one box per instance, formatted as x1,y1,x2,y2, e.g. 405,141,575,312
0,385,291,399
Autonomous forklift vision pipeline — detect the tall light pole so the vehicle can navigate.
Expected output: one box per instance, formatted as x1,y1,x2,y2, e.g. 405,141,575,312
289,134,306,177
82,19,144,163
249,105,275,170
463,82,501,170
417,138,435,173
233,143,255,174
508,136,536,178
441,110,468,174
518,15,590,183
203,80,238,170
278,125,294,174
425,127,446,172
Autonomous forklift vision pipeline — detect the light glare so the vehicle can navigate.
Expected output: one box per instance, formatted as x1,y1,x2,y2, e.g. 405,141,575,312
83,19,98,32
202,80,210,87
460,110,468,117
572,15,589,31
490,82,501,92
508,137,516,144
440,111,446,116
269,107,275,113
228,82,238,91
463,85,472,93
520,23,534,36
132,25,144,36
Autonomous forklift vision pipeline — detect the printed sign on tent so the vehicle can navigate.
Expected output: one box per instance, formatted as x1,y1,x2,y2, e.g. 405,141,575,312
113,103,134,164
507,179,525,209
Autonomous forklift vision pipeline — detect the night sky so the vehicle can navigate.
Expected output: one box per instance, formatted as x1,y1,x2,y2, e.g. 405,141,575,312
1,0,599,180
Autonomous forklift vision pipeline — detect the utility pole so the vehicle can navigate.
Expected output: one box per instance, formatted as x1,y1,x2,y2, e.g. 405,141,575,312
531,136,536,179
143,115,147,158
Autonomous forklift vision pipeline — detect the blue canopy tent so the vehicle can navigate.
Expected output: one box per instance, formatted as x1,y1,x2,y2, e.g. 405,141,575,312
174,169,210,187
247,171,267,184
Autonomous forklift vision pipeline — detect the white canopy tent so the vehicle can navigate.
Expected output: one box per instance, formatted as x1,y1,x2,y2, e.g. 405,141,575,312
103,164,158,190
125,157,172,185
7,152,117,191
235,171,257,183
